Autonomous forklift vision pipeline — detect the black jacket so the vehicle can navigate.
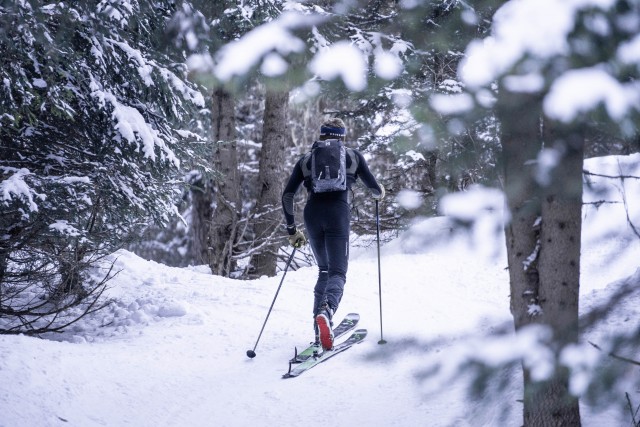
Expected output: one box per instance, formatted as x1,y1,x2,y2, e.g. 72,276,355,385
282,147,382,229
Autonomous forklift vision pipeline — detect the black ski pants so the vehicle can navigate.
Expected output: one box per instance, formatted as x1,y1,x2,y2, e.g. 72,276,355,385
303,197,350,315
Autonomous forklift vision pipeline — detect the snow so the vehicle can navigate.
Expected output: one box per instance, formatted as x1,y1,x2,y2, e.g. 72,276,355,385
619,34,640,64
308,40,368,91
438,185,506,257
373,50,402,80
32,78,47,88
89,81,180,167
459,0,639,123
59,176,91,185
544,67,640,122
158,68,205,108
108,38,154,87
98,0,134,28
187,10,404,90
260,52,289,77
0,167,42,212
502,73,545,93
1,154,639,426
49,220,82,237
582,153,640,244
535,147,562,186
205,12,309,81
460,0,580,88
429,93,474,115
396,189,423,210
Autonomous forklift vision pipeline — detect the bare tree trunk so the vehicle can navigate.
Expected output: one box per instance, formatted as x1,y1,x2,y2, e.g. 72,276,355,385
501,91,543,331
189,177,212,265
538,122,583,342
209,88,239,277
251,89,289,276
499,91,582,426
529,120,583,426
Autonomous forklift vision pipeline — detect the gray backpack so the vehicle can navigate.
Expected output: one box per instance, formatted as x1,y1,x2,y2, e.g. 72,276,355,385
301,139,356,193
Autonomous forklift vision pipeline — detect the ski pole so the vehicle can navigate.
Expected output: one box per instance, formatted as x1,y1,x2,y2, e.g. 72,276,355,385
375,200,387,345
246,248,297,358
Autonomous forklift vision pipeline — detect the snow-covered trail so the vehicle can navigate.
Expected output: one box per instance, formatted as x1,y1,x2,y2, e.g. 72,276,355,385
0,240,637,426
0,228,516,427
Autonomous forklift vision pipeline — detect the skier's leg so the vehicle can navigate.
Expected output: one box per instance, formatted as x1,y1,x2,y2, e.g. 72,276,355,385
315,203,350,350
324,238,348,310
313,270,328,313
304,203,329,341
323,202,350,312
312,269,327,342
305,202,330,313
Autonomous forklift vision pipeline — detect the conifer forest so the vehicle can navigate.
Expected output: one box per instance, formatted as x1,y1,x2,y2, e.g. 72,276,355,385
1,1,640,425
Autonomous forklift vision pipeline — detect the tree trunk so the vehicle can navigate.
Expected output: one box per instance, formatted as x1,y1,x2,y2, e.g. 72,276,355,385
501,91,543,331
538,121,583,343
251,89,289,277
525,120,583,426
209,88,239,277
189,177,212,265
499,91,582,426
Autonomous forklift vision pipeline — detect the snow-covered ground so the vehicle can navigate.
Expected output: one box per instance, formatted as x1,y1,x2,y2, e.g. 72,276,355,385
1,154,639,427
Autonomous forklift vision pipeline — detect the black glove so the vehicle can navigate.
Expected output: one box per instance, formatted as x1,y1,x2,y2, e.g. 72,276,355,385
372,183,385,200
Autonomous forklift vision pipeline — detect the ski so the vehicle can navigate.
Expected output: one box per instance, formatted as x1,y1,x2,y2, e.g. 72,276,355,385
290,313,359,364
283,329,368,379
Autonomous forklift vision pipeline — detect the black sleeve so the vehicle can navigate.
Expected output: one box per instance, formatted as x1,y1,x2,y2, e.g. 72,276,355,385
354,150,383,197
281,159,305,234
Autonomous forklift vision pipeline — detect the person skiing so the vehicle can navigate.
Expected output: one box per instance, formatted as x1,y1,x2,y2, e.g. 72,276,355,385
281,118,385,350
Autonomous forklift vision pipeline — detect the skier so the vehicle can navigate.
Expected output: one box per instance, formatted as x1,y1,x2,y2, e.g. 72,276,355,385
281,118,385,350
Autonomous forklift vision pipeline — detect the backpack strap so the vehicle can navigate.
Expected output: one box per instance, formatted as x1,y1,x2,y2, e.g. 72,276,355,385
300,151,312,179
345,148,358,176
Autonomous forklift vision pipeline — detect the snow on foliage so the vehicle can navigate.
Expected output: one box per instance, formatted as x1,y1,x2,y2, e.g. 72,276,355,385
0,0,209,334
429,93,474,115
49,220,82,237
187,5,408,90
188,11,313,81
217,12,307,79
544,67,640,122
0,168,43,212
309,40,368,91
1,0,205,225
396,189,423,210
460,0,577,88
458,0,640,123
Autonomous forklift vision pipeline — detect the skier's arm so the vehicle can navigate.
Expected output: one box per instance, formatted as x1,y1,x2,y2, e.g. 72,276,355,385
282,161,304,234
354,150,384,199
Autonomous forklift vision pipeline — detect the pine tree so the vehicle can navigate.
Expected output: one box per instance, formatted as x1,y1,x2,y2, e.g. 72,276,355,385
447,0,640,424
0,0,207,334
